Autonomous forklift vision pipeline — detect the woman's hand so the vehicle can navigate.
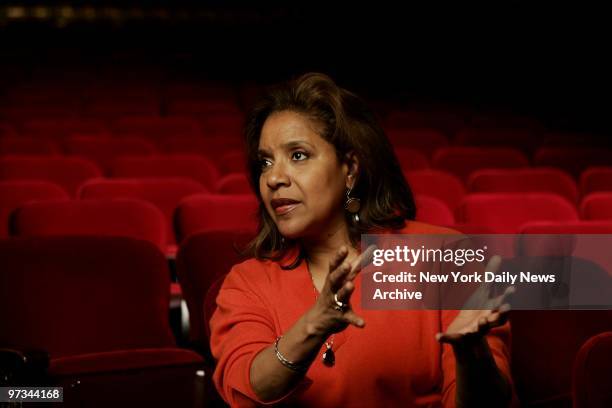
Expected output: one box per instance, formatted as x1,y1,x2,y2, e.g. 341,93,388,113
436,255,515,345
304,245,376,338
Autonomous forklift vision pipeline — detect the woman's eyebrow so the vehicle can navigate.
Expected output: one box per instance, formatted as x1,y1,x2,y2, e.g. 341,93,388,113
258,140,314,156
282,140,314,150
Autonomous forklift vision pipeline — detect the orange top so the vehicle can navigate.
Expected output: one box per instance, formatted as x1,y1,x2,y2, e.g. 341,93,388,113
210,221,514,407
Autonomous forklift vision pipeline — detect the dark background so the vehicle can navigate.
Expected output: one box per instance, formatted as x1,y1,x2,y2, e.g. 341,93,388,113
0,2,610,134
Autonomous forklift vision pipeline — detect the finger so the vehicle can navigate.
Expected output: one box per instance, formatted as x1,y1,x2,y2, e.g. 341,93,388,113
436,332,467,344
485,255,502,274
489,303,511,328
335,280,355,304
329,246,349,272
476,316,491,336
341,310,365,328
346,244,377,281
328,261,352,292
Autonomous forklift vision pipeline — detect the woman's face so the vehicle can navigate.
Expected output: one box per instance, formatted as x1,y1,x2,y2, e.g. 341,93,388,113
258,110,349,240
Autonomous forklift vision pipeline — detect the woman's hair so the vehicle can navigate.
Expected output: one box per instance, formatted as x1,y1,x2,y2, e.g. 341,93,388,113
243,72,416,267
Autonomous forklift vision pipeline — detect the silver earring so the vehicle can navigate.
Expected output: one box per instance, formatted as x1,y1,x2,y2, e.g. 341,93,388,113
345,186,361,216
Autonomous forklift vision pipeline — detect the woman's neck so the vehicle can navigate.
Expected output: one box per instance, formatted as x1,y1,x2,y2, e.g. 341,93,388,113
301,220,359,285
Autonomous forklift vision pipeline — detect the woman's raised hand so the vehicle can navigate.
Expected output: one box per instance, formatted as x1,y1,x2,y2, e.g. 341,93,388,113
306,245,376,337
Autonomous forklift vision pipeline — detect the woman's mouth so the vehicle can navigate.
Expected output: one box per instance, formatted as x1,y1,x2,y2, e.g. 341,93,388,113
271,198,300,215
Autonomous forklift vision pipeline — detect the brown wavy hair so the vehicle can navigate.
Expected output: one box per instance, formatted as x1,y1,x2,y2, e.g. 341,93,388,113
243,73,416,268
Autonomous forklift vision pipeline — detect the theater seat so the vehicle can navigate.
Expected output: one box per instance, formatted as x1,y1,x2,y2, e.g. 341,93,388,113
580,167,612,196
394,148,430,171
519,221,612,234
414,195,454,226
468,168,578,203
432,147,529,181
174,193,258,242
534,148,612,179
0,236,201,358
78,178,206,254
176,231,251,353
405,170,465,211
217,150,247,175
0,137,59,156
453,127,540,154
216,173,251,194
580,193,612,220
0,236,207,404
111,155,219,191
157,136,243,157
64,136,156,173
113,116,202,139
573,332,612,408
386,128,449,156
0,180,69,238
10,199,166,252
456,193,579,233
0,157,102,197
511,311,612,407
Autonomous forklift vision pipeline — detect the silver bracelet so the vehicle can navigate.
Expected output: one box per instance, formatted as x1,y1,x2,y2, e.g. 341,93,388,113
274,336,309,373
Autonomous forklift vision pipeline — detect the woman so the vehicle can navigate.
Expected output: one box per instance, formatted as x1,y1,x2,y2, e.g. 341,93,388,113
210,73,515,407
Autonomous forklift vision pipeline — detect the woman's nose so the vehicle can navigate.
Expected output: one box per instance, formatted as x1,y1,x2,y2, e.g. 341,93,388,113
265,161,290,190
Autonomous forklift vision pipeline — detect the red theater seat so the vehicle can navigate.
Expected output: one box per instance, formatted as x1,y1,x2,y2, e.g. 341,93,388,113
384,111,465,135
157,136,243,157
203,274,227,344
64,136,156,173
405,169,465,210
84,98,160,117
78,178,206,251
0,180,69,238
216,173,251,194
456,193,579,233
0,236,201,357
0,236,205,399
199,113,245,139
519,221,612,234
10,199,166,252
176,231,251,350
432,147,529,181
386,128,449,156
111,155,219,191
573,332,612,408
468,168,578,203
394,148,429,171
113,116,202,139
511,311,612,407
0,122,17,138
580,193,612,220
453,127,540,154
0,137,59,156
174,194,258,242
21,118,107,139
535,148,612,179
217,150,247,175
414,195,454,226
580,167,612,195
0,157,102,197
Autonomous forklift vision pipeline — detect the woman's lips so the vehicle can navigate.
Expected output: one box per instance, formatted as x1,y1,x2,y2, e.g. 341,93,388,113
271,198,300,215
274,203,299,215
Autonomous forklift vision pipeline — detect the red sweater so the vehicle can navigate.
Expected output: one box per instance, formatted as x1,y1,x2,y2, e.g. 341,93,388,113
210,221,514,407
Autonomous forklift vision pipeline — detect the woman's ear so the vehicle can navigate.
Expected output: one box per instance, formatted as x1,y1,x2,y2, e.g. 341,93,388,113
344,151,360,189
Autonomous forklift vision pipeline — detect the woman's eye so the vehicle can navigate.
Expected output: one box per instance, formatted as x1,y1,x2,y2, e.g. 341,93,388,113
260,158,272,169
292,151,308,161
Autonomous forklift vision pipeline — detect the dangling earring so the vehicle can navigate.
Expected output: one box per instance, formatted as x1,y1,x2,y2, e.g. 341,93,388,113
345,183,361,223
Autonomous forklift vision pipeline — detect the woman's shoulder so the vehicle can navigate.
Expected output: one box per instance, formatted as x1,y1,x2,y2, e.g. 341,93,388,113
395,220,461,235
225,255,291,290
